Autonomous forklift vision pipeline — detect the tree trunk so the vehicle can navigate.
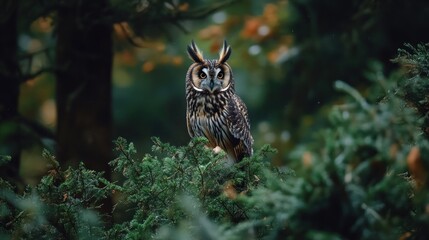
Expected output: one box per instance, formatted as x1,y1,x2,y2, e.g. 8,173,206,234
0,0,21,184
55,0,113,215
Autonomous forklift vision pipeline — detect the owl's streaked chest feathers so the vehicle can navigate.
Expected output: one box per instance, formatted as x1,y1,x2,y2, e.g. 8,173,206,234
188,90,230,117
186,90,234,148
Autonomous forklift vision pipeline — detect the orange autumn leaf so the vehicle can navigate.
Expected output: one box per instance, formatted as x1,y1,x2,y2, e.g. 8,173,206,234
241,17,262,39
119,50,136,67
113,23,127,40
263,3,279,26
389,144,399,158
407,146,427,188
199,25,224,40
267,50,280,63
302,151,313,167
223,181,237,200
142,61,155,73
171,56,183,66
178,2,189,12
210,41,222,54
399,232,412,240
32,17,54,33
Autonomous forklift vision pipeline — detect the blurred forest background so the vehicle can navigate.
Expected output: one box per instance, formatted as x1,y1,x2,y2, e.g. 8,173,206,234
2,0,428,184
2,0,429,239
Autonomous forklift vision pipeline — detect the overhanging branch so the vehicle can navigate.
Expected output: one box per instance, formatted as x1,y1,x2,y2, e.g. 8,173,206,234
20,67,56,83
111,0,238,43
172,0,237,21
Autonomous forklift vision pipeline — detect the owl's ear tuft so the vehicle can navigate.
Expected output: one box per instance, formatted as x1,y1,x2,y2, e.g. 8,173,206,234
218,40,231,64
187,40,204,63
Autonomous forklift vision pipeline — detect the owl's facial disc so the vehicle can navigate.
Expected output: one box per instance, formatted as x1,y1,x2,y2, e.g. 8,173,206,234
200,68,223,93
198,67,228,93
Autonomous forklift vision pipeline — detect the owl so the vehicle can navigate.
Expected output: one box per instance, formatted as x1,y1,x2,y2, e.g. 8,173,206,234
185,40,253,162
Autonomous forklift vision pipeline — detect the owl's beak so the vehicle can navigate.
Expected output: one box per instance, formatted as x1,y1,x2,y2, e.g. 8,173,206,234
201,78,221,93
209,80,215,90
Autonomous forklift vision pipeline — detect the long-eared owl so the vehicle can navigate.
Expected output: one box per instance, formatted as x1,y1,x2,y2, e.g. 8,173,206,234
185,40,253,162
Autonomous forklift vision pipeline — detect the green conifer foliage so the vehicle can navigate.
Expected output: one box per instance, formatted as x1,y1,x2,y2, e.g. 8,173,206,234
394,43,429,138
0,151,111,239
107,136,277,238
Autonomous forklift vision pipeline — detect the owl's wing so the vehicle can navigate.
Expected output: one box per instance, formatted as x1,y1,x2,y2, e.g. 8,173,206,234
186,109,195,137
227,95,254,158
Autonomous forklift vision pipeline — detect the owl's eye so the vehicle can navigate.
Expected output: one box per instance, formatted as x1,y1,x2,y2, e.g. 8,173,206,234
199,72,207,79
217,72,224,79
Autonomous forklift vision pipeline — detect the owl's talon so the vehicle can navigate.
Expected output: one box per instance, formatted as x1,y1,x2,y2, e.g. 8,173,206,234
213,146,223,154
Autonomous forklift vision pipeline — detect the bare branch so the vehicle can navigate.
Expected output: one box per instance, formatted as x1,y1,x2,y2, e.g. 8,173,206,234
17,47,55,82
118,22,147,48
19,67,56,83
174,0,237,20
112,0,237,43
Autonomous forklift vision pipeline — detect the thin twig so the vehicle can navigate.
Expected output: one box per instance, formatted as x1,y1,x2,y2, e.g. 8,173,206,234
171,0,236,21
119,22,147,48
20,67,56,83
5,210,24,228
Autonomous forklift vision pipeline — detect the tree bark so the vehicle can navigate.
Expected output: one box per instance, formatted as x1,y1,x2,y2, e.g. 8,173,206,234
55,0,113,215
0,0,21,183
